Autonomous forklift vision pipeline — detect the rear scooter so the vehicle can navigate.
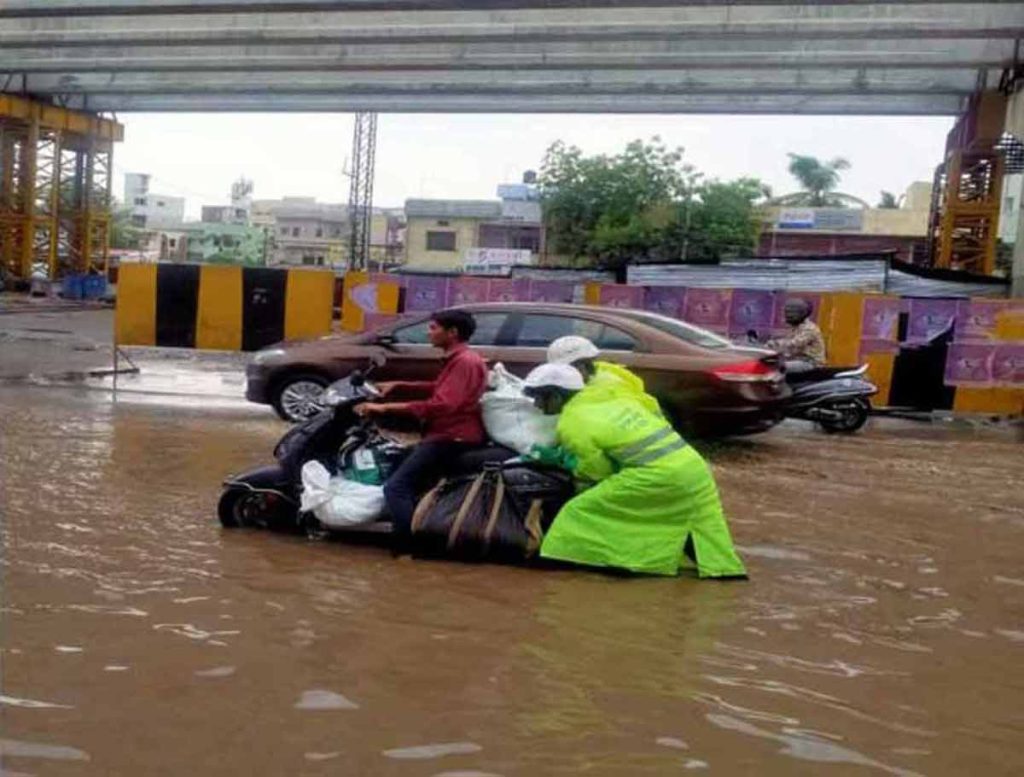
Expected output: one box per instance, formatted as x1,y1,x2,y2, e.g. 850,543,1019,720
784,365,878,434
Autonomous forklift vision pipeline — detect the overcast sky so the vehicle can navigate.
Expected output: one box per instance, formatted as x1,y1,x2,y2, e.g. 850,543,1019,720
114,113,954,220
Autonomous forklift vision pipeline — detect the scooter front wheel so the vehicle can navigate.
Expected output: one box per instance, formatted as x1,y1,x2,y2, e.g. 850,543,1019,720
218,488,296,530
818,398,870,434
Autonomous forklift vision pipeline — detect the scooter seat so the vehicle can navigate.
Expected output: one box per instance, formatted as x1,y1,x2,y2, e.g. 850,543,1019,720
449,444,519,476
786,365,864,384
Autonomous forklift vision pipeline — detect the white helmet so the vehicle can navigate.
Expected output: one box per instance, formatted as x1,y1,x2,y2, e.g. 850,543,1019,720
547,335,599,365
523,363,585,392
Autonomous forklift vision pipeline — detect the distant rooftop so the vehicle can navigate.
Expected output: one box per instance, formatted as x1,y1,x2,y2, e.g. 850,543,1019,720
406,199,503,219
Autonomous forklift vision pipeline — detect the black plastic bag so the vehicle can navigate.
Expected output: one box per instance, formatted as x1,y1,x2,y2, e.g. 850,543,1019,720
410,463,572,563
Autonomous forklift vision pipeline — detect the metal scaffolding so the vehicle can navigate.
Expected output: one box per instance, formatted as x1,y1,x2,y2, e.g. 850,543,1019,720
0,94,122,284
927,91,1007,275
346,111,377,271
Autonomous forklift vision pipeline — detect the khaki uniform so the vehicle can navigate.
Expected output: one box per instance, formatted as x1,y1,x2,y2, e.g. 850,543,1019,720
768,320,826,366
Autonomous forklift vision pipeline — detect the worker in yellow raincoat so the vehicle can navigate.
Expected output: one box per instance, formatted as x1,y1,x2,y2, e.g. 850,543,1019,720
523,363,747,579
546,335,662,416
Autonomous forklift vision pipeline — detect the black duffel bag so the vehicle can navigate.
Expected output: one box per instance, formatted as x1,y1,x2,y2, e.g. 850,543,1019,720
410,462,574,563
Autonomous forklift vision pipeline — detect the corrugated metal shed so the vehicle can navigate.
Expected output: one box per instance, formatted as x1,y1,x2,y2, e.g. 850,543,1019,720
627,257,1010,298
627,258,888,292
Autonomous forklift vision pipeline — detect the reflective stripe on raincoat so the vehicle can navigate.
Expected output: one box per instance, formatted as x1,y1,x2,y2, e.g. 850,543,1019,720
540,384,747,578
590,361,663,416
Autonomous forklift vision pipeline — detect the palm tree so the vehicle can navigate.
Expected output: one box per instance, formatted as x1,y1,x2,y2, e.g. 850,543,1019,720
786,154,850,207
877,190,899,209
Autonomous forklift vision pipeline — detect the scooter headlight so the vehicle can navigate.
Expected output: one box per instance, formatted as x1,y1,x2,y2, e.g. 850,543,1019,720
322,385,346,407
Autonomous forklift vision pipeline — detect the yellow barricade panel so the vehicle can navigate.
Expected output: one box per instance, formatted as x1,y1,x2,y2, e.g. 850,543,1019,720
284,269,335,341
824,292,866,367
953,388,1024,415
196,265,243,351
114,263,157,346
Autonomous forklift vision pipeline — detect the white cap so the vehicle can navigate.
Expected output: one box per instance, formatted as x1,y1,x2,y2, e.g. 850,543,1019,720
547,335,600,365
523,363,585,392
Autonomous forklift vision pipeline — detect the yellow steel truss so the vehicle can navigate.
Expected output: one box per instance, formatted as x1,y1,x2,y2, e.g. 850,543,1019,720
930,90,1006,275
0,95,123,283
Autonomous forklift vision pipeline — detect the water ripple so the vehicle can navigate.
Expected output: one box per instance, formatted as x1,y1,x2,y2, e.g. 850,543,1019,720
706,714,922,776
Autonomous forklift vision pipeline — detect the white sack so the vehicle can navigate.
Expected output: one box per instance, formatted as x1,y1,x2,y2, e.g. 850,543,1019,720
300,460,385,528
481,363,558,455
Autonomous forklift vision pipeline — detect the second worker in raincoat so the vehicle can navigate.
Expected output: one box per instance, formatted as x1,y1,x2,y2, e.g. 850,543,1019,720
546,335,663,416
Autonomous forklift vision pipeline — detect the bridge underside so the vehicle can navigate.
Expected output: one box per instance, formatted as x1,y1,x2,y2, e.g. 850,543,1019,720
0,1,1022,114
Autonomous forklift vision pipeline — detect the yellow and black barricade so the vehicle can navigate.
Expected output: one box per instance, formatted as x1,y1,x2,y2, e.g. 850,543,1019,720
115,263,335,351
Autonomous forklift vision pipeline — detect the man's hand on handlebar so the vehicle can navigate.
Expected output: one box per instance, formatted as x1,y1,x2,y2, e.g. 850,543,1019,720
354,402,386,417
374,382,400,397
355,400,414,418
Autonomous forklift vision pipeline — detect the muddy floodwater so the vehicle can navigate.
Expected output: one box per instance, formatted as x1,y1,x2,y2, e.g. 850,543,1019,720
2,386,1023,776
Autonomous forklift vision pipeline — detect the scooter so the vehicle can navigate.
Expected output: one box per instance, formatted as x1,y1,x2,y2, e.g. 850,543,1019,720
218,364,394,532
782,364,878,434
219,362,574,539
743,331,877,433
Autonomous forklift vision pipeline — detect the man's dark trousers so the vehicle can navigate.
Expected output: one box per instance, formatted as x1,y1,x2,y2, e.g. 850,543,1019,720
384,439,472,543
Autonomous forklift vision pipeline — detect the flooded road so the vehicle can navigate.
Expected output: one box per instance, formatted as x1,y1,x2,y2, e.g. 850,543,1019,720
2,385,1022,776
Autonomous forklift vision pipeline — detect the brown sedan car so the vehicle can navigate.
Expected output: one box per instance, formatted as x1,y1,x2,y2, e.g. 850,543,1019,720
245,302,789,436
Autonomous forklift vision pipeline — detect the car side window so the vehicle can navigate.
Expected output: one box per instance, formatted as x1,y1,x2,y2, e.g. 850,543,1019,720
468,313,512,346
391,320,431,344
520,315,606,343
516,315,576,346
515,314,637,351
593,324,637,352
391,313,511,346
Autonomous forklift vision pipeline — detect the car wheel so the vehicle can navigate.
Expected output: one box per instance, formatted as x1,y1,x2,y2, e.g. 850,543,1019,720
818,398,870,434
272,373,329,422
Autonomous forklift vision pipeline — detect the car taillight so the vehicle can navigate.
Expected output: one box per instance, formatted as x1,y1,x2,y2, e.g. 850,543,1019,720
711,359,781,383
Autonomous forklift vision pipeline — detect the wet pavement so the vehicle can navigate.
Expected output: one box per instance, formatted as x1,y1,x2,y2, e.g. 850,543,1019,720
2,381,1023,776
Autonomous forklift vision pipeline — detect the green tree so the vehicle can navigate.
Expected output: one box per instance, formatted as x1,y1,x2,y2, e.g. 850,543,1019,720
680,178,768,262
785,153,850,207
109,198,144,250
877,190,899,209
539,138,764,268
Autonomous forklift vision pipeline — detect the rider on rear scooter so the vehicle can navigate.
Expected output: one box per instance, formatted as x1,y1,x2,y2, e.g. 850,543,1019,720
766,299,826,373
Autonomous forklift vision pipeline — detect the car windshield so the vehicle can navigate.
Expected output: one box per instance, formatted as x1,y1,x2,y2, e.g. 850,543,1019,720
615,310,732,349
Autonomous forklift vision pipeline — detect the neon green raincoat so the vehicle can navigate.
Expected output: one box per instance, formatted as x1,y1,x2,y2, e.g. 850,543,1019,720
590,361,662,416
540,384,747,578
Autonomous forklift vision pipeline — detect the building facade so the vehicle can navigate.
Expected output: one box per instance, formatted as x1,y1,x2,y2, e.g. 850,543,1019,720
201,178,254,226
759,182,933,262
404,184,543,270
183,222,267,265
1000,173,1023,245
250,198,403,267
123,172,185,230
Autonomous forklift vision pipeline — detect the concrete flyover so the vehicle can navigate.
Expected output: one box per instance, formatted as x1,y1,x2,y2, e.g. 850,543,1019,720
0,1,1022,113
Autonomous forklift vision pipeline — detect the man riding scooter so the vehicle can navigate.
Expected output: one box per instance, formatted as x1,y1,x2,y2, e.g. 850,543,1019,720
355,310,488,549
765,298,826,372
753,299,876,433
